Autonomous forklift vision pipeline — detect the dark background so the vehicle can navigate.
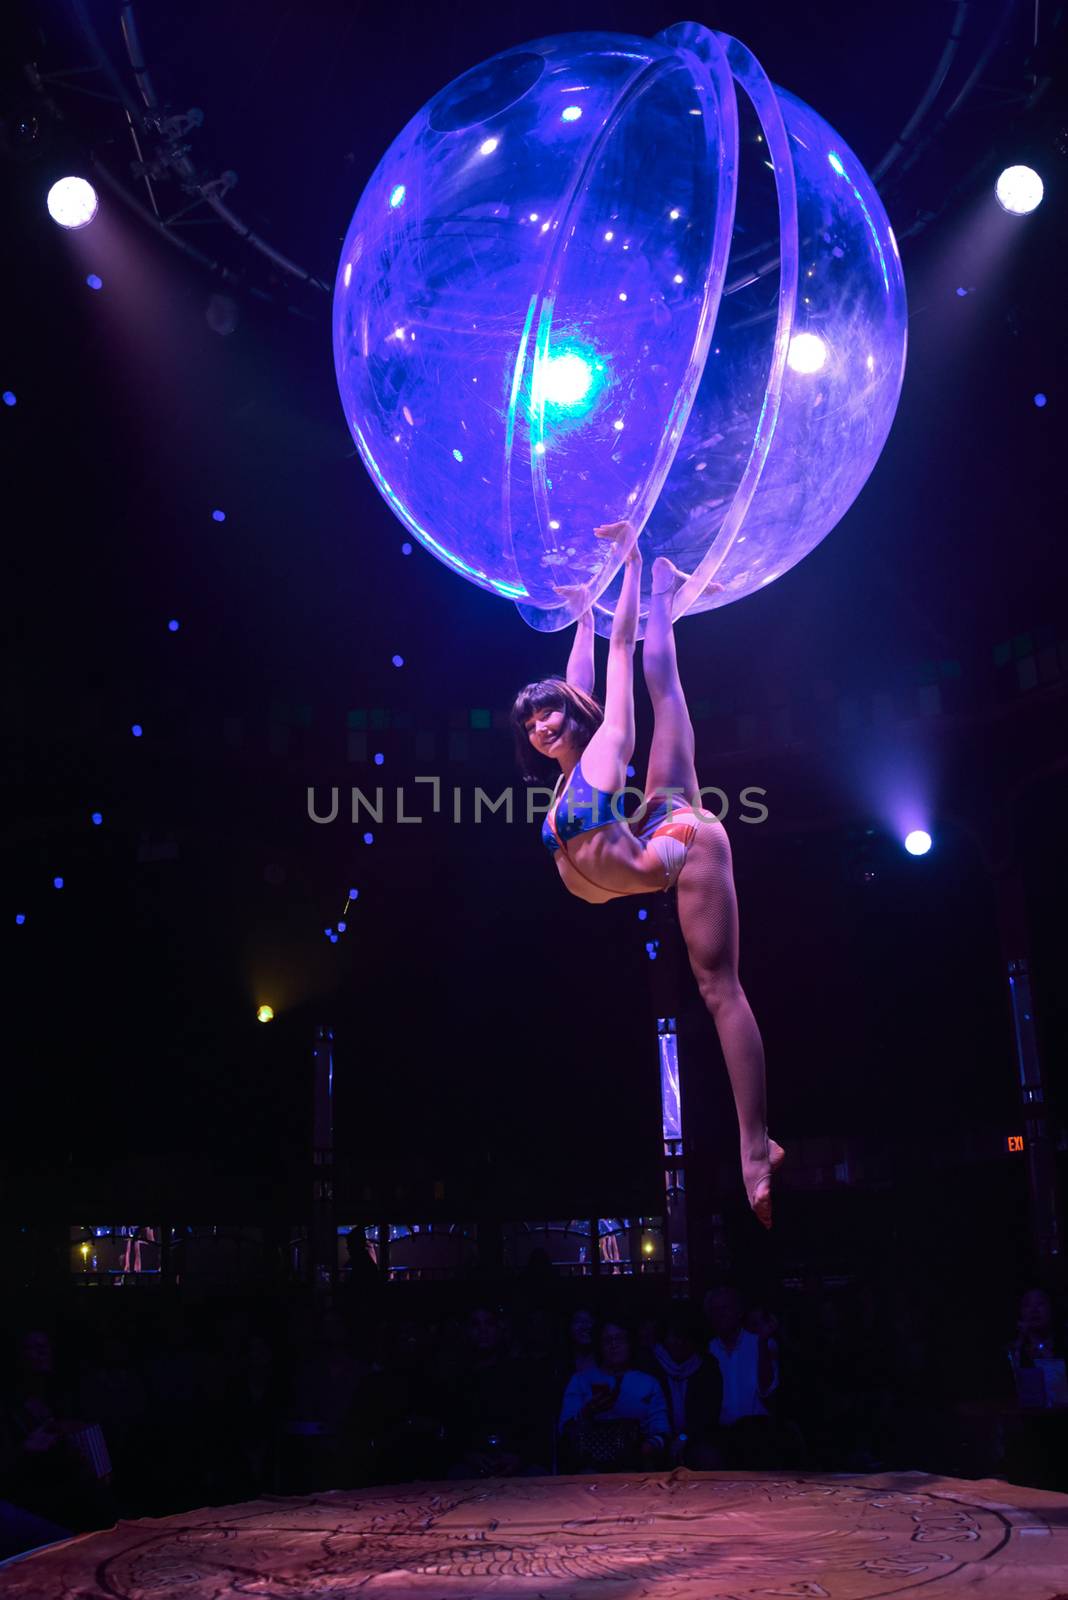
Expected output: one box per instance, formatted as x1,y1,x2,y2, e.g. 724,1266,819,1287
3,0,1065,1274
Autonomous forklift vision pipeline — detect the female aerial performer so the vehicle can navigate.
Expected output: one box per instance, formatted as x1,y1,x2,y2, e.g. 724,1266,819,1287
511,522,784,1227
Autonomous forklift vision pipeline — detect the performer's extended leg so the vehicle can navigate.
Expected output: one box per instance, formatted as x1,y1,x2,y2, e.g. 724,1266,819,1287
644,559,782,1225
675,822,782,1226
641,560,700,807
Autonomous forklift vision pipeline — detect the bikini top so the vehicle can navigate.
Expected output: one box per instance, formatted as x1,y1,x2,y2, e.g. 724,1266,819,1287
541,761,620,854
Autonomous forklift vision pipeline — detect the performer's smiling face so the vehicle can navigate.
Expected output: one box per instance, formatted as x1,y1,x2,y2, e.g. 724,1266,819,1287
525,705,567,759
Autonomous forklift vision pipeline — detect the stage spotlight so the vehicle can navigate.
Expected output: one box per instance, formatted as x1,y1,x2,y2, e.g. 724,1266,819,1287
787,332,828,374
904,830,932,856
257,1005,274,1023
46,176,98,229
995,165,1043,215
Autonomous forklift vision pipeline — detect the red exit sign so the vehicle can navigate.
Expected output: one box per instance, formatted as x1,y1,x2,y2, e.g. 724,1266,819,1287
1007,1134,1025,1153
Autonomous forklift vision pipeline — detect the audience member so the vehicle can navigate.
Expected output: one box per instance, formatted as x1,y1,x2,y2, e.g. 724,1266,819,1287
565,1307,599,1378
559,1320,669,1473
217,1331,284,1499
282,1307,368,1492
643,1303,725,1468
139,1307,226,1510
1011,1287,1065,1368
442,1305,553,1478
0,1327,113,1534
354,1318,446,1484
76,1324,148,1511
704,1283,783,1468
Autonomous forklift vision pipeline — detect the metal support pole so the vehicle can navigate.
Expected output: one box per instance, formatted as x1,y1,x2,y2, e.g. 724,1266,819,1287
997,874,1062,1268
646,889,693,1292
658,1018,690,1291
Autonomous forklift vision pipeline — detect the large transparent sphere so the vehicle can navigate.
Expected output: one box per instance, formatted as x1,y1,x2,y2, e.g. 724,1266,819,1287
333,21,907,635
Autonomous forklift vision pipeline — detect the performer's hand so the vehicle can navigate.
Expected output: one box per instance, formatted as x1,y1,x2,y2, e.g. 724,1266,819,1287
582,1387,615,1420
552,582,594,610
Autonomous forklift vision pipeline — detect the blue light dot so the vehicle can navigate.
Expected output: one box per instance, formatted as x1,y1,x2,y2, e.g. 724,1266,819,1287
388,184,406,209
561,105,582,122
53,877,64,889
363,832,374,845
212,508,226,523
131,724,142,737
329,933,339,944
391,654,404,668
86,274,102,290
452,448,464,463
626,764,635,777
91,812,102,825
956,287,968,297
401,542,412,555
1034,393,1047,408
15,914,26,925
637,908,648,921
348,888,359,901
324,927,333,936
337,920,347,933
168,619,180,632
2,392,15,407
374,752,384,766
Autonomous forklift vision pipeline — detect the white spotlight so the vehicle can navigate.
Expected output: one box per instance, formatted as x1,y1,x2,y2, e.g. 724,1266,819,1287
995,165,1043,216
47,176,99,229
904,830,932,856
787,332,827,374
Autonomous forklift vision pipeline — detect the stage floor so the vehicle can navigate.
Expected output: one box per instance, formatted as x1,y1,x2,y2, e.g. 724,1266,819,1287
5,1469,1068,1598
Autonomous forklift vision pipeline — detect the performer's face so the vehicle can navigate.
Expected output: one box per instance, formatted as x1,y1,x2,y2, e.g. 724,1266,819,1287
524,705,567,759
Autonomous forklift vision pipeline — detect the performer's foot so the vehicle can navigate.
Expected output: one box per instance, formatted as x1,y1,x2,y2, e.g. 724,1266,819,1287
594,520,641,564
743,1138,786,1230
651,556,724,600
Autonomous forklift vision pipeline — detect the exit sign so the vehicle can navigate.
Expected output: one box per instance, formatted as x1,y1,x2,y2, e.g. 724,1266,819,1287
1007,1134,1025,1153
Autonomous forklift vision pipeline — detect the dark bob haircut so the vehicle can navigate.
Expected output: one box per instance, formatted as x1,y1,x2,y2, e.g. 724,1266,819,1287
510,676,603,784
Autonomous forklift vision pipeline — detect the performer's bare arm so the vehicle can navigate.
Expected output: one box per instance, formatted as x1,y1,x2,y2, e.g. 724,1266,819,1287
565,607,596,696
600,526,641,756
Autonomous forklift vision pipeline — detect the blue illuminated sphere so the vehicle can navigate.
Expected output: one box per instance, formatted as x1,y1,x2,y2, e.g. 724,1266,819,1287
334,22,907,635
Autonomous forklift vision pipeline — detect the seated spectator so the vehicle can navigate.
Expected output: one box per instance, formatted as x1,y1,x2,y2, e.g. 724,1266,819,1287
354,1319,446,1484
282,1307,368,1493
559,1320,669,1474
217,1331,284,1500
565,1307,599,1378
1001,1285,1068,1490
76,1325,148,1514
139,1307,227,1510
643,1303,725,1468
442,1305,553,1479
704,1283,782,1468
1010,1286,1066,1370
0,1327,113,1535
